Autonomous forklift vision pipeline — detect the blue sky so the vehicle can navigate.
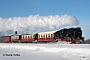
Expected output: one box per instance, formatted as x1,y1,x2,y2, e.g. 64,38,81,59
0,0,90,39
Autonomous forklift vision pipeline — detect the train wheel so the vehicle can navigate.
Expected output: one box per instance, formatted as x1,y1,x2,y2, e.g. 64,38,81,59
18,40,21,43
21,41,23,43
53,39,58,42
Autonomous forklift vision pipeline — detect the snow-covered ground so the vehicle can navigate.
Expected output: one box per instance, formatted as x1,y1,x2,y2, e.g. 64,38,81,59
0,43,90,60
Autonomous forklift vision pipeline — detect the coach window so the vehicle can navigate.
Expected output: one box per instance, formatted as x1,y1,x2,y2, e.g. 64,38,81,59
28,36,29,38
31,35,32,38
29,35,31,38
39,35,40,38
32,35,33,38
24,36,26,38
42,35,43,38
23,36,24,38
48,34,50,37
25,36,27,38
46,34,47,38
26,36,27,38
41,35,42,38
33,35,34,38
23,36,25,38
51,34,52,37
44,35,45,38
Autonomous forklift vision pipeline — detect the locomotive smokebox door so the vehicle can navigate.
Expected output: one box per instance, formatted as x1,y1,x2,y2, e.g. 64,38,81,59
15,31,17,35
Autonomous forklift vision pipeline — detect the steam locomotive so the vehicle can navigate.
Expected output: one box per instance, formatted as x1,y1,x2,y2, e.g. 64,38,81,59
0,27,84,44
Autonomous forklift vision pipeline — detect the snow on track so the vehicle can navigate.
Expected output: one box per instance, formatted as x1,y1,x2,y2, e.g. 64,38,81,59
0,43,90,60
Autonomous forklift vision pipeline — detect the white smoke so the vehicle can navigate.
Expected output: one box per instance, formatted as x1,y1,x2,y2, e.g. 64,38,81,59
0,14,79,35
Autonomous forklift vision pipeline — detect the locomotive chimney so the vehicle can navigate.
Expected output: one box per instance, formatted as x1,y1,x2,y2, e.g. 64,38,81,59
15,31,17,35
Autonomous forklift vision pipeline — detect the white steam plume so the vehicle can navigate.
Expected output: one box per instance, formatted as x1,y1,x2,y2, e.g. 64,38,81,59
0,14,79,35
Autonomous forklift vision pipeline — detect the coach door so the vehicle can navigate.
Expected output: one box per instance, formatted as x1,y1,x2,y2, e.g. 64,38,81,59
35,33,38,41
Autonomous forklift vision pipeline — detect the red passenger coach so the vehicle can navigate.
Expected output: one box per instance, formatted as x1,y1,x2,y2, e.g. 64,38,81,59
11,35,20,43
21,34,35,43
38,31,56,42
4,36,11,43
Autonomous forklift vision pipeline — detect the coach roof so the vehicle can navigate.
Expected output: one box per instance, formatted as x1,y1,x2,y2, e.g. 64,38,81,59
38,31,56,34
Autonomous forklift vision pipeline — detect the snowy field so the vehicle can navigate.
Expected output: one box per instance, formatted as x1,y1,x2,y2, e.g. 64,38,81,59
0,43,90,60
